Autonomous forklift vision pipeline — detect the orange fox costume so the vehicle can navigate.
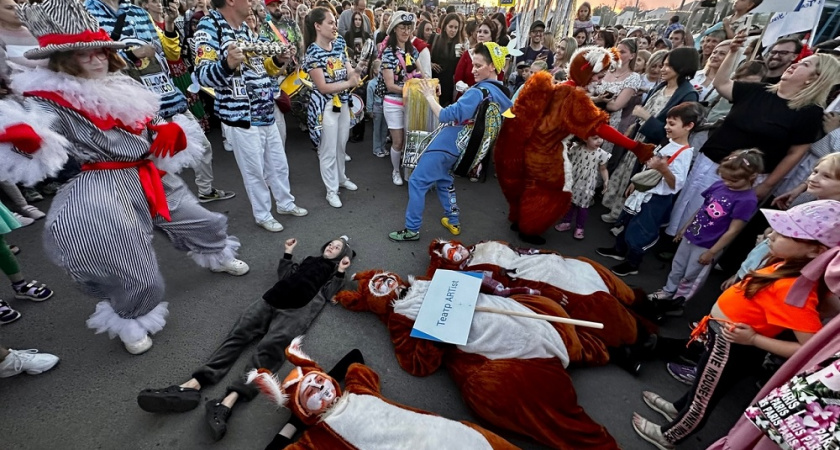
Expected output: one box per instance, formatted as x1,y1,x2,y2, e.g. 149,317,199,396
247,338,516,449
427,239,654,365
495,47,655,241
335,270,619,450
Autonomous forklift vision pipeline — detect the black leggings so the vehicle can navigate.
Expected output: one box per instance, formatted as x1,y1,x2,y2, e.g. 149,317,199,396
660,325,766,444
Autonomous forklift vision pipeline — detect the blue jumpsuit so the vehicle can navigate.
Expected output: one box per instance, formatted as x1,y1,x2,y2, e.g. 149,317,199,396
404,81,512,232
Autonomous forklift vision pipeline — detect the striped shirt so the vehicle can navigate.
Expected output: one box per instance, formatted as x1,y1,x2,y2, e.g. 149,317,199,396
379,45,420,99
303,38,350,146
85,0,187,119
193,10,282,128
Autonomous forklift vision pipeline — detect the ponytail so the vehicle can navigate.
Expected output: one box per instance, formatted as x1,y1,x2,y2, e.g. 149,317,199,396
304,7,330,50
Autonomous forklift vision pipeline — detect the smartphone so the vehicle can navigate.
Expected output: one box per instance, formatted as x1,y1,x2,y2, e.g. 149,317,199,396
162,0,170,10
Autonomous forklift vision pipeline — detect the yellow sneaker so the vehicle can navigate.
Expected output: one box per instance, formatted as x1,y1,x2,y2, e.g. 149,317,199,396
440,217,461,236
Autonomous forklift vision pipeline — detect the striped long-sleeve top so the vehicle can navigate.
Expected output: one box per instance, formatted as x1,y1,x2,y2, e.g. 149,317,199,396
85,0,187,119
193,10,284,128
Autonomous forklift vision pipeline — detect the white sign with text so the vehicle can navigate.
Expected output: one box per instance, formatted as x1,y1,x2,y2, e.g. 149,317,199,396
410,270,483,345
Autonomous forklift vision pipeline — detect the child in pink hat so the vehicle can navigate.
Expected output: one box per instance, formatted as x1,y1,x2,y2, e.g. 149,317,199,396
632,199,840,450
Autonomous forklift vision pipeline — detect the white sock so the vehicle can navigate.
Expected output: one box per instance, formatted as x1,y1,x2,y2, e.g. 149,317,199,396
390,148,401,173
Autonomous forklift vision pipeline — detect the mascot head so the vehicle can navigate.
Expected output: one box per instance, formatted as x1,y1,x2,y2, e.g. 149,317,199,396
333,270,408,318
567,46,621,87
427,239,472,276
247,336,342,426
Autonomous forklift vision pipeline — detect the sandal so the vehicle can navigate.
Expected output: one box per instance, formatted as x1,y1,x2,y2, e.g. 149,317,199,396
137,385,201,413
573,228,585,240
13,280,53,302
642,391,678,421
632,413,675,450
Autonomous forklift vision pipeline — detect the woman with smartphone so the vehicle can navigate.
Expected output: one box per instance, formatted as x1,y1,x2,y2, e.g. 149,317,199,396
430,13,461,107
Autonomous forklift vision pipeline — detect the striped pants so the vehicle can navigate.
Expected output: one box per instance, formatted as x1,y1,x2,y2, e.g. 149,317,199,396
45,172,237,344
661,324,766,444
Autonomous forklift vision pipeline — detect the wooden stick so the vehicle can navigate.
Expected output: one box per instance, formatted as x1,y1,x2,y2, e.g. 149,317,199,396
475,306,604,329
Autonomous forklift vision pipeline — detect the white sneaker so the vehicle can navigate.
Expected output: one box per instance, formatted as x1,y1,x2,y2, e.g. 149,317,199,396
0,349,60,378
12,213,34,227
19,205,46,220
326,192,342,208
277,205,309,217
340,180,358,191
345,154,352,162
211,259,250,276
392,170,403,186
124,335,153,355
258,218,284,232
223,139,233,152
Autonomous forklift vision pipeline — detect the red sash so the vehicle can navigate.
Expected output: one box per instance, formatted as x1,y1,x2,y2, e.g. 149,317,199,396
81,160,170,221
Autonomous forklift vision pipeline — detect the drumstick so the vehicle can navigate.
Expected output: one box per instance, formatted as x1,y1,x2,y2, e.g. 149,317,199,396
474,306,605,329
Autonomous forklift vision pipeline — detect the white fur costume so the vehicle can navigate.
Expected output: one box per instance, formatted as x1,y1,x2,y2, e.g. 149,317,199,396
0,68,240,344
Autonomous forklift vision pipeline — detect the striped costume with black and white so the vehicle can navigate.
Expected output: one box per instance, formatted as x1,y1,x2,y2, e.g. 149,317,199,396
84,0,188,119
0,68,240,345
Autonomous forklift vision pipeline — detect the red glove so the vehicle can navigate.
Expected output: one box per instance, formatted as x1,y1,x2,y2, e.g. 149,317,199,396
0,123,42,154
594,122,654,163
148,122,187,158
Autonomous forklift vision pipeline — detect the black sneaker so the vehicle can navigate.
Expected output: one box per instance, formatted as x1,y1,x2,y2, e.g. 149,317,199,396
205,399,231,441
596,247,626,261
652,297,686,320
198,189,236,203
0,300,21,325
611,262,639,277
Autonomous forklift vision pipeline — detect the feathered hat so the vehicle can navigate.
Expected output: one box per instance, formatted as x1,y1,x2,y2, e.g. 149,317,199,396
20,0,126,60
247,336,341,426
566,46,620,87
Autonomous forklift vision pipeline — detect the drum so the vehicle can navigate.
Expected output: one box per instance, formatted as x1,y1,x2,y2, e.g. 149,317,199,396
280,69,313,99
349,93,365,127
402,78,440,180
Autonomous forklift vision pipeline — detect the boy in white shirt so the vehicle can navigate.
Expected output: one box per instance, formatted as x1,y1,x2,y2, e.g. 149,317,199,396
597,102,701,276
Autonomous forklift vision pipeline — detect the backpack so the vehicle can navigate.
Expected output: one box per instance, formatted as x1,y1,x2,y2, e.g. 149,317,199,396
453,82,509,179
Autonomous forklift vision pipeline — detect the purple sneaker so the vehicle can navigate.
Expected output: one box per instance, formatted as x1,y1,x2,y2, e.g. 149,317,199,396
666,362,696,386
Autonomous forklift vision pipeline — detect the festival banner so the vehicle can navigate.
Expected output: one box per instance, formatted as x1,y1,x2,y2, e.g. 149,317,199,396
410,270,483,345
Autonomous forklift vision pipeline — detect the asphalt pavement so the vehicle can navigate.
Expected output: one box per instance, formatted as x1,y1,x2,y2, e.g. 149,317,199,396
0,122,757,449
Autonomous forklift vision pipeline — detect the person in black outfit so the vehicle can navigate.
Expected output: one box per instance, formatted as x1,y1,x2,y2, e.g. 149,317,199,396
430,12,462,107
135,236,354,441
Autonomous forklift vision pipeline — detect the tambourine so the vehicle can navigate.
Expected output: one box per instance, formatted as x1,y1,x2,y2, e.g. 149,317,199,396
237,40,291,56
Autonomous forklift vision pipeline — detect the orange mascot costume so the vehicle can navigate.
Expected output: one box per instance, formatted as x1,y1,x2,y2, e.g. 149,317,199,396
427,239,656,367
335,270,620,450
247,337,516,449
495,47,656,244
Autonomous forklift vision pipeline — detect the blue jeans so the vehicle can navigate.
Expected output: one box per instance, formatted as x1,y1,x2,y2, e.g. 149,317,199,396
405,150,459,232
614,193,674,267
372,109,388,155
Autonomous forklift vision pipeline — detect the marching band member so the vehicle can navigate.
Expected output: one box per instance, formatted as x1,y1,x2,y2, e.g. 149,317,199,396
378,11,425,186
303,7,360,208
193,0,308,232
0,0,247,354
85,0,235,203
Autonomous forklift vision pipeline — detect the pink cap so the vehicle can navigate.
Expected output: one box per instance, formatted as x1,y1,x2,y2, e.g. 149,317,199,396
761,200,840,248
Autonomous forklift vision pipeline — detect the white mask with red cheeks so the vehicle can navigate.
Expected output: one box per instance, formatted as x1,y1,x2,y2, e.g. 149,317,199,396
299,372,338,414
